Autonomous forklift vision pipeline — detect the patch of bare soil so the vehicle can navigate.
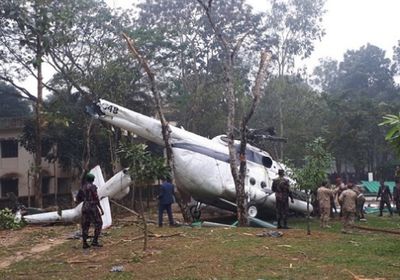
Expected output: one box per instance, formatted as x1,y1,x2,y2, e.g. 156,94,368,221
0,225,73,270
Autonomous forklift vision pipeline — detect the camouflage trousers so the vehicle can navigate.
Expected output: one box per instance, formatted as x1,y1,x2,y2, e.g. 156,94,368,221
81,205,103,241
276,200,289,226
319,206,330,228
341,211,355,233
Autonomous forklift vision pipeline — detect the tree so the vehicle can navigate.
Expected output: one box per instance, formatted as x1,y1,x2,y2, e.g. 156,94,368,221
117,142,169,251
292,137,332,234
251,76,326,165
198,0,270,226
312,44,398,180
380,113,400,157
0,0,55,207
134,0,262,138
262,0,326,159
335,44,395,99
0,82,31,118
393,40,400,76
265,0,326,76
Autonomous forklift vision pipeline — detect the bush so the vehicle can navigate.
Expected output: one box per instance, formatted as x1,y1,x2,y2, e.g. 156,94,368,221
0,208,26,230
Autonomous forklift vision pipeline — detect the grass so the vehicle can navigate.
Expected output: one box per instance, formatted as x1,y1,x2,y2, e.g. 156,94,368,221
1,213,400,279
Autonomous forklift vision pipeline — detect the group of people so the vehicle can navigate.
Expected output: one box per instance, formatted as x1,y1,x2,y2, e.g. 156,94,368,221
315,177,400,234
75,167,400,248
272,170,400,234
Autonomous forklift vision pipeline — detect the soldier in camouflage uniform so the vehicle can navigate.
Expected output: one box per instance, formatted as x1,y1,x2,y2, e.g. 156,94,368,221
338,183,357,234
334,177,347,217
272,169,294,229
354,185,366,220
376,179,393,217
317,181,334,228
76,173,104,249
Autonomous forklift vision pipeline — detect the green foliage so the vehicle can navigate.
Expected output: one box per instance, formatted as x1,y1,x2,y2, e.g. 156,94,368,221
292,137,333,190
312,44,398,177
267,0,326,75
0,82,32,117
117,142,169,185
251,76,326,164
380,113,400,156
0,208,25,230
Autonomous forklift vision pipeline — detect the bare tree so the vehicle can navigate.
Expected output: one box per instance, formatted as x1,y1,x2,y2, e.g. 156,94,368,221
122,33,191,223
198,0,271,225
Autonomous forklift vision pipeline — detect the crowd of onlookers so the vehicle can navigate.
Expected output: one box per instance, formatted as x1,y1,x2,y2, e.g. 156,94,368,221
313,167,400,233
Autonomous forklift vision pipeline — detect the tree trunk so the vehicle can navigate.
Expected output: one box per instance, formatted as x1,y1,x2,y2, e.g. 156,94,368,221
33,35,44,208
138,186,148,251
123,34,191,223
307,190,311,235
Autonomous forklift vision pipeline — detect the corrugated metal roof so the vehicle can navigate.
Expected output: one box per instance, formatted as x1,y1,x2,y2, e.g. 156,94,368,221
360,181,395,194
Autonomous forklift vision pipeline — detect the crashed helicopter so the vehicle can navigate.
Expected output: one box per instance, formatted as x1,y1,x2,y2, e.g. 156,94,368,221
89,99,311,219
22,166,131,228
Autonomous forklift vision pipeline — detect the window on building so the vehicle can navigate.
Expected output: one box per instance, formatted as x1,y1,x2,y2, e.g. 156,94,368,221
42,177,50,194
57,178,71,194
1,178,18,198
1,139,18,158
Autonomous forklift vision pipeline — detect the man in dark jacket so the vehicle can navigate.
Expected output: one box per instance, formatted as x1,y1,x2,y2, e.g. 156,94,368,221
376,179,393,217
76,173,104,249
158,177,175,227
272,169,294,229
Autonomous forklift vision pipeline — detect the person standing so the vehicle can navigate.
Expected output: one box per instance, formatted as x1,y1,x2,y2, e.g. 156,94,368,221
158,177,175,227
354,185,366,221
393,179,400,216
334,177,347,217
272,169,294,229
76,173,104,249
376,179,393,217
338,183,357,234
395,166,400,182
317,181,334,228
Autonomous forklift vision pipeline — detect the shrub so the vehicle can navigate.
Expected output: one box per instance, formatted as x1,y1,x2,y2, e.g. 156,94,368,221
0,208,26,230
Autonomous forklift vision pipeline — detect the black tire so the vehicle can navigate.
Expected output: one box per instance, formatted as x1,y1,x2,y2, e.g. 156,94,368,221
189,205,201,220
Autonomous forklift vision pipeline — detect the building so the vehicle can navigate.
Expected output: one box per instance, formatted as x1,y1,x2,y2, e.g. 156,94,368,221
0,117,74,208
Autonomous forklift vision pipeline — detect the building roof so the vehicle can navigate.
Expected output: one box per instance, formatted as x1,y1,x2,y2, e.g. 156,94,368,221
360,180,395,194
0,117,27,130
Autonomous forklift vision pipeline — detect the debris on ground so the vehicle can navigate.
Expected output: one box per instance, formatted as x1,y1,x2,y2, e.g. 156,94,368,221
110,265,124,272
256,230,283,238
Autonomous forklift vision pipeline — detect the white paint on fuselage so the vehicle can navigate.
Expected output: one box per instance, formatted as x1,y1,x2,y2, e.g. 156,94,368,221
96,99,312,214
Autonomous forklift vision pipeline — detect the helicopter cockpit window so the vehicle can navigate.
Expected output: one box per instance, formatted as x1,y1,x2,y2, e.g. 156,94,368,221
261,156,273,168
234,144,273,168
261,181,266,188
249,177,256,185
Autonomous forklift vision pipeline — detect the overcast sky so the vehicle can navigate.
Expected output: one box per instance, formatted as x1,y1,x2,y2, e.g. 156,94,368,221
22,0,400,95
107,0,400,70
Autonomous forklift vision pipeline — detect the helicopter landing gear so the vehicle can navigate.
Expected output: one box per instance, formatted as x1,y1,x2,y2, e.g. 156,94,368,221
189,202,202,221
246,202,258,218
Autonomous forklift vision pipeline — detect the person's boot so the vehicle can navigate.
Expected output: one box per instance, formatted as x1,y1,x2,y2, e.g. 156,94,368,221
283,220,289,229
91,237,103,247
82,240,90,249
379,211,383,217
277,219,282,229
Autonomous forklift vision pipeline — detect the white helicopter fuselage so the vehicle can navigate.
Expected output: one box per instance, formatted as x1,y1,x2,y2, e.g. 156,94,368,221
96,99,310,215
23,166,131,227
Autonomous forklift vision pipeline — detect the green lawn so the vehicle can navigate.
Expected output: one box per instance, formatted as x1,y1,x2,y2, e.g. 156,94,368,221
1,214,399,280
